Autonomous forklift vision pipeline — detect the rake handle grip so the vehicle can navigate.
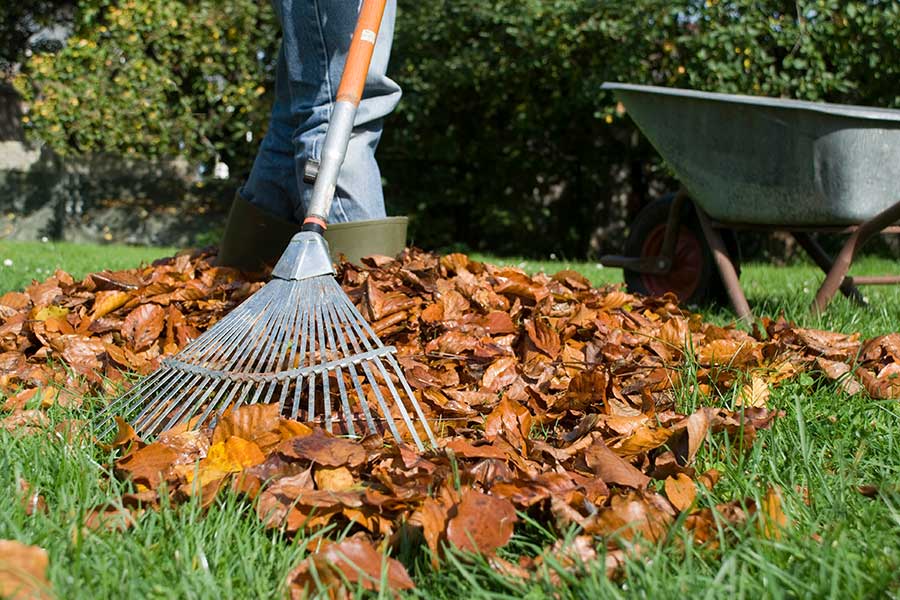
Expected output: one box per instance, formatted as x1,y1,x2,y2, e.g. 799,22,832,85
302,0,389,230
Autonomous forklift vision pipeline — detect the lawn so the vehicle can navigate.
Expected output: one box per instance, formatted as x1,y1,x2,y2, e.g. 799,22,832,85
2,240,900,598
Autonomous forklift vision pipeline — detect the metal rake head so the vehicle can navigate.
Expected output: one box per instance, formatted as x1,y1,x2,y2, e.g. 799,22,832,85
98,233,437,450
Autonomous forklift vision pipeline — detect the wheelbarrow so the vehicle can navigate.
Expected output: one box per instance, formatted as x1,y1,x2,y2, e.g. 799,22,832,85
600,83,900,320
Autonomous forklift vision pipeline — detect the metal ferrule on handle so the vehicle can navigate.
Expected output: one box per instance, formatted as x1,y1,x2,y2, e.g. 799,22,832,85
302,0,388,231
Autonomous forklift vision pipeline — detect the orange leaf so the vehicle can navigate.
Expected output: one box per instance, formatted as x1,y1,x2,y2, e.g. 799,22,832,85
0,539,51,600
446,489,517,554
121,304,166,351
664,473,697,512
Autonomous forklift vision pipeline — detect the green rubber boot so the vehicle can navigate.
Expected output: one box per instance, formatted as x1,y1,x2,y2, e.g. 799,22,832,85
216,193,300,271
323,216,408,264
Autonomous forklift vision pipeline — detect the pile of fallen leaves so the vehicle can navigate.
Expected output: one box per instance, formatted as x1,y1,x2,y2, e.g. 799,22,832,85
3,247,900,597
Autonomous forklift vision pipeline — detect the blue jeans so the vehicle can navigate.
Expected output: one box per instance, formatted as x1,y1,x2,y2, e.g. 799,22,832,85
240,0,400,224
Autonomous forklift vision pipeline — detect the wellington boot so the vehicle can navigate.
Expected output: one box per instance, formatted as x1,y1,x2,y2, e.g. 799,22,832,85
216,193,300,271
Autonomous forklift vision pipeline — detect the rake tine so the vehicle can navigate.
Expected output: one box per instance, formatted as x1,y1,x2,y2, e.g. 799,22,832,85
387,353,438,446
314,290,333,431
320,298,356,437
281,283,313,415
359,359,405,444
371,355,424,450
268,284,306,410
180,288,269,364
133,371,205,434
242,287,299,410
327,295,380,434
154,376,219,434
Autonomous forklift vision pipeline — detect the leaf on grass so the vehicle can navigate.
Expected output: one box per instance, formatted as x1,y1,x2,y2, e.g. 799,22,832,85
760,486,788,539
115,442,178,489
446,489,517,554
737,376,770,408
286,537,414,598
0,539,51,600
664,473,697,512
97,416,139,451
16,479,47,516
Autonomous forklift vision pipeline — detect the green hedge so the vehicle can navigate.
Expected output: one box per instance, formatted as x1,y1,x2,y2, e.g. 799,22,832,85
11,0,900,256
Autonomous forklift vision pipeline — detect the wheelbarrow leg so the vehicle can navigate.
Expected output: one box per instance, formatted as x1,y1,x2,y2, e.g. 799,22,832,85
812,198,900,313
694,206,753,323
791,232,866,306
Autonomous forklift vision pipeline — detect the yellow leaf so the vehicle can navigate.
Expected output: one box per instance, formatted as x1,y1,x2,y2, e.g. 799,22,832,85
314,466,355,492
738,376,770,408
31,306,69,322
187,436,265,486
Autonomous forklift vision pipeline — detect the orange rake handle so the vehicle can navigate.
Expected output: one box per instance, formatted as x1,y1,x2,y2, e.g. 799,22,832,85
302,0,389,231
336,0,388,106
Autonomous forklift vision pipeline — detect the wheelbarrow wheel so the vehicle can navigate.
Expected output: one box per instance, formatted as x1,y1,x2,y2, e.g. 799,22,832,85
623,195,740,306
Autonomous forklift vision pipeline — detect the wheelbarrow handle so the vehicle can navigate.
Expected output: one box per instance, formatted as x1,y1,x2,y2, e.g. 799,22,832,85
302,0,388,234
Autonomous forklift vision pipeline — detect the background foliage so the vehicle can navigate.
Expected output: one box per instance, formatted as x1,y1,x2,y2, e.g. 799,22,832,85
8,0,900,257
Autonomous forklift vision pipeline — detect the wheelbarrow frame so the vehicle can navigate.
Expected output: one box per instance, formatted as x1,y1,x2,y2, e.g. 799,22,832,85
600,83,900,320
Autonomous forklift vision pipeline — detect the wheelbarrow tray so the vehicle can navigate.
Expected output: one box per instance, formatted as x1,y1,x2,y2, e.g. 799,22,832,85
603,83,900,226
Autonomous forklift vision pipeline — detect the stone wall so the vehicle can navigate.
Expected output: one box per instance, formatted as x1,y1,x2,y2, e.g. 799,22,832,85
0,84,232,247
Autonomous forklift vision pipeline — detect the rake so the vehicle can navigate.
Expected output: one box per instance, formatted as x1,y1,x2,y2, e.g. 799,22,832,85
98,0,437,450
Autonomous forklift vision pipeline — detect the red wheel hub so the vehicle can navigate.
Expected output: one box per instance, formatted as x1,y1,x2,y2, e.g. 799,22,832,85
640,224,703,301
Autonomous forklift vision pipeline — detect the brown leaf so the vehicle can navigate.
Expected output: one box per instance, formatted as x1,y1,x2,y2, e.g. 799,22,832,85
525,318,561,359
0,540,51,599
115,443,178,488
583,437,650,489
278,429,367,468
16,479,47,516
211,403,305,453
122,304,166,351
483,397,532,454
286,538,414,598
414,497,449,565
83,505,139,532
446,489,517,554
737,376,770,408
565,370,607,412
664,473,697,512
760,486,788,539
315,466,356,492
97,417,139,451
481,356,519,392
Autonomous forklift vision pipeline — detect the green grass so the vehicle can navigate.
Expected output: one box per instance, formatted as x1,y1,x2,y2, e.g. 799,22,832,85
2,241,900,598
0,240,177,292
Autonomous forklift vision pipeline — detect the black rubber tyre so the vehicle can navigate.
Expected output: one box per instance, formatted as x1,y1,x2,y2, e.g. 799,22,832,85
623,194,740,307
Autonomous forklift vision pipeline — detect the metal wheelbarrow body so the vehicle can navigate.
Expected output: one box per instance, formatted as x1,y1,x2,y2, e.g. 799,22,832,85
601,83,900,318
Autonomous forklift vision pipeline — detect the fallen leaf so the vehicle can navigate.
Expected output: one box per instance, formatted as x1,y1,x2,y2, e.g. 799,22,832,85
664,473,697,511
278,429,367,468
446,489,517,554
121,304,166,351
286,537,414,598
0,540,51,600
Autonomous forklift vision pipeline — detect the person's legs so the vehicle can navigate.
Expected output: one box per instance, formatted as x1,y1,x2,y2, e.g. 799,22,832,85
220,0,399,269
278,0,401,223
